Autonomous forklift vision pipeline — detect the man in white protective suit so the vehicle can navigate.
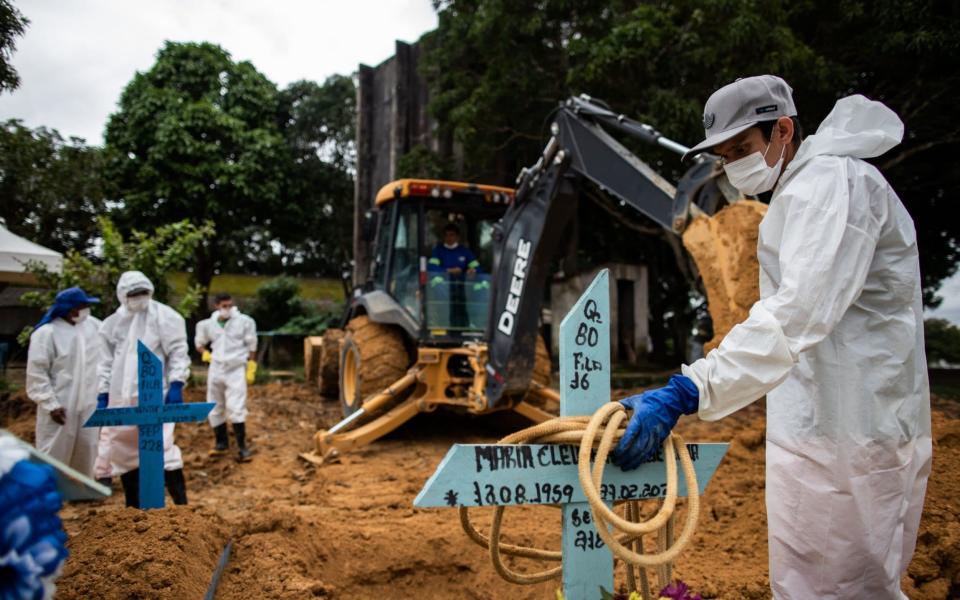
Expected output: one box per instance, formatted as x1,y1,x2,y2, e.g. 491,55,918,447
194,292,257,461
612,75,931,599
25,287,102,477
97,271,192,507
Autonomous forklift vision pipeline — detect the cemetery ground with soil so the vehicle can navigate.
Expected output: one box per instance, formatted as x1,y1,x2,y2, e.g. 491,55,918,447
3,381,957,599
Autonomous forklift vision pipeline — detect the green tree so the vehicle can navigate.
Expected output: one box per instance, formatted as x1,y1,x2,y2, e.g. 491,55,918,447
396,145,450,180
18,216,214,344
270,75,356,276
103,41,287,304
0,120,105,254
248,276,305,331
0,0,27,93
423,0,960,361
924,318,960,365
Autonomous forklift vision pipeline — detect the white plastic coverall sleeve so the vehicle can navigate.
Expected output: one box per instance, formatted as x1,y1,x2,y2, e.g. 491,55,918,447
683,156,879,420
683,95,931,599
25,317,102,476
97,271,190,475
26,328,62,413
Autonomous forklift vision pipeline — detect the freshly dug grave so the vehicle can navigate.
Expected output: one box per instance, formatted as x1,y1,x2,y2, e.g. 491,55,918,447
682,200,767,352
26,382,955,599
59,506,229,599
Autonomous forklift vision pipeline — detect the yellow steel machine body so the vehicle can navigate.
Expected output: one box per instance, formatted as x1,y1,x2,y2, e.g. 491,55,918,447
303,178,558,464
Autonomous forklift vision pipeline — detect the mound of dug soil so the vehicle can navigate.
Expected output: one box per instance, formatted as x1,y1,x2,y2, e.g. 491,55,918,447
25,382,960,599
903,411,960,598
59,506,229,599
682,200,767,352
1,391,37,444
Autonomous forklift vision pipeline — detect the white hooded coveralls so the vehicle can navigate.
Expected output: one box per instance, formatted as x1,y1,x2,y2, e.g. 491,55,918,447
25,316,103,476
97,272,191,476
683,95,931,599
195,307,257,426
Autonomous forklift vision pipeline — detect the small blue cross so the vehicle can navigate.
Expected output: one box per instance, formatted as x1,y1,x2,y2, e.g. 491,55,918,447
84,341,214,509
415,270,728,599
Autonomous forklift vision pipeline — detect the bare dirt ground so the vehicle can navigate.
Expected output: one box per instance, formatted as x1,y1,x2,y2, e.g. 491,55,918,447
2,382,957,599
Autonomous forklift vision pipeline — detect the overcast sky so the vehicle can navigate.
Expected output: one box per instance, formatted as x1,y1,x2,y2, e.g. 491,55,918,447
0,0,437,144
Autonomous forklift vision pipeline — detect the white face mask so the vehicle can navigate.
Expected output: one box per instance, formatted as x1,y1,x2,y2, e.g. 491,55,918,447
219,307,233,319
125,296,150,313
444,242,458,249
722,138,785,195
74,307,91,324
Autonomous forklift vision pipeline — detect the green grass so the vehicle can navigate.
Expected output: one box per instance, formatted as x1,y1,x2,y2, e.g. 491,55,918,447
167,272,344,302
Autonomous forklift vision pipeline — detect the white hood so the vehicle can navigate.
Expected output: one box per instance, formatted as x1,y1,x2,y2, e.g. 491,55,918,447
115,271,155,304
790,95,903,170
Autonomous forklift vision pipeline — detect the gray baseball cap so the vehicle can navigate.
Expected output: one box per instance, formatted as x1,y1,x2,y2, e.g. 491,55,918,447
682,75,797,162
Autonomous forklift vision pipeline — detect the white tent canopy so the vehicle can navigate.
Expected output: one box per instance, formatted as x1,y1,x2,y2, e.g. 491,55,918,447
0,225,63,274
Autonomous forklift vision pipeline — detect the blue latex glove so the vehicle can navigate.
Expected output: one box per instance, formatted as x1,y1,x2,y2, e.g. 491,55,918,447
165,381,184,405
613,375,699,471
96,393,109,410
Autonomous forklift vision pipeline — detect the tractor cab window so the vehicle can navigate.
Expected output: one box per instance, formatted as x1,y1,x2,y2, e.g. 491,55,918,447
371,206,394,290
388,203,419,317
425,211,495,336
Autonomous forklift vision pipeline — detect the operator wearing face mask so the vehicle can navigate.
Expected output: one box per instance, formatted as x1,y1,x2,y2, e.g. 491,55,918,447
613,76,930,599
194,292,258,461
97,271,192,507
25,287,102,477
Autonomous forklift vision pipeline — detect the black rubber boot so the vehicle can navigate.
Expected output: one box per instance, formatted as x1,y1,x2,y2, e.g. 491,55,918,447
119,469,139,508
233,422,253,462
164,468,188,505
209,423,229,456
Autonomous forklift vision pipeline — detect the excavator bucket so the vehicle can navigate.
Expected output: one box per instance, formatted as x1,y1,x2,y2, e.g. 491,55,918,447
681,200,768,352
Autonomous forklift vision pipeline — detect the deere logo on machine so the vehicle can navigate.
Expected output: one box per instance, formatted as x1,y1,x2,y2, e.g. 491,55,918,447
497,237,532,336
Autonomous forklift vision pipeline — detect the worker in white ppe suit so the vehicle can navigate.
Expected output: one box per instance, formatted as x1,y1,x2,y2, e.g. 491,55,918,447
97,271,192,507
614,76,930,599
195,292,257,461
25,287,102,477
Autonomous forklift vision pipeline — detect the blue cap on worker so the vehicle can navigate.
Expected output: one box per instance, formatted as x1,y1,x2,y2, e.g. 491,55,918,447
34,286,100,329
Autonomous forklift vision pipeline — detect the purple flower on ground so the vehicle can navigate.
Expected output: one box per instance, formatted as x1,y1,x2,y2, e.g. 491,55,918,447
659,580,702,600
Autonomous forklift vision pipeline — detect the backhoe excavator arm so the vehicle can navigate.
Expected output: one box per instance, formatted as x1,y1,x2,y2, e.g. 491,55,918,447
484,95,735,405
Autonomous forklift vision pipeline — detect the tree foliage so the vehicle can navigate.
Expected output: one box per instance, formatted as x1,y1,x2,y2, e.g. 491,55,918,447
924,318,960,366
270,75,356,276
103,43,356,286
0,0,27,93
18,217,214,344
0,120,105,253
103,42,288,297
423,0,960,360
247,276,305,331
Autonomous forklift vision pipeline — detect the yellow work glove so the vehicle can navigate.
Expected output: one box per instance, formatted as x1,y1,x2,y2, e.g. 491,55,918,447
246,360,257,384
201,350,212,363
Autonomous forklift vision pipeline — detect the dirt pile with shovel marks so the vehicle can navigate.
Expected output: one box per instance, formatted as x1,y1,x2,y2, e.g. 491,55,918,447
2,381,947,599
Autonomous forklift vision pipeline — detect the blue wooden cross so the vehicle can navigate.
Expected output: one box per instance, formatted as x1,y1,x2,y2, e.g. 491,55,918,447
415,270,729,599
84,341,214,509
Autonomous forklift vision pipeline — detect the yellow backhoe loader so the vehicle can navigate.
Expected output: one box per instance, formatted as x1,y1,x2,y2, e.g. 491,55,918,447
302,95,762,464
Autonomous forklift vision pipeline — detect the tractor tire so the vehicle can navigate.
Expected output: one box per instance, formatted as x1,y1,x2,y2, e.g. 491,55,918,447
317,328,344,397
531,335,552,387
339,315,411,417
